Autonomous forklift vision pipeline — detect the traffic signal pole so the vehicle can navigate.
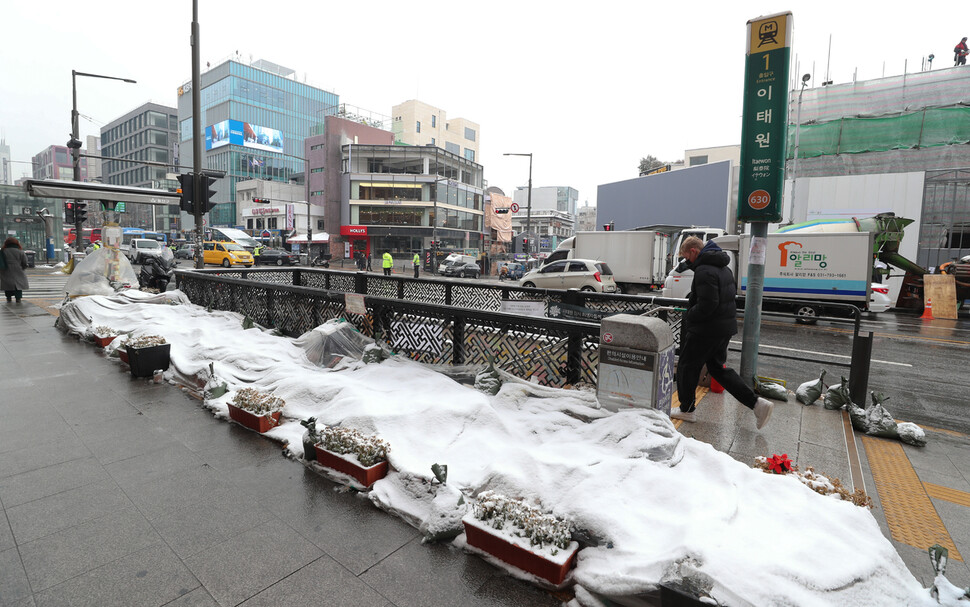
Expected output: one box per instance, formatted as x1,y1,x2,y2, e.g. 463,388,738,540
191,0,205,269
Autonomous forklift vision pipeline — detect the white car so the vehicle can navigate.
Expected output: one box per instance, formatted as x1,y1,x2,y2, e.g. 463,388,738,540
869,283,892,313
519,259,618,293
127,239,165,264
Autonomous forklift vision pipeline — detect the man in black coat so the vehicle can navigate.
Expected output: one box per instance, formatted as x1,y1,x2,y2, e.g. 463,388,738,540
670,237,773,429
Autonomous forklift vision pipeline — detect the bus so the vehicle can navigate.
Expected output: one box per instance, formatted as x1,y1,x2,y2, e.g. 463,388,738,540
64,227,102,246
209,227,260,251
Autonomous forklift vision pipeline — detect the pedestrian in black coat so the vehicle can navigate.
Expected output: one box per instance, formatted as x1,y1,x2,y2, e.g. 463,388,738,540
1,237,30,303
670,237,773,429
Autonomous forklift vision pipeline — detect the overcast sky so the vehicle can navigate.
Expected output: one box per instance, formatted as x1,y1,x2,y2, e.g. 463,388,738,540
1,1,960,206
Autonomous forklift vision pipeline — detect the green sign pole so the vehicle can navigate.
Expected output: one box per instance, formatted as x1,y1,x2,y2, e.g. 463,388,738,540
738,12,791,383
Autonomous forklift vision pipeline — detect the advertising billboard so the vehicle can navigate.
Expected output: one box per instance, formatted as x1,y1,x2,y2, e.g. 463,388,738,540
205,119,283,153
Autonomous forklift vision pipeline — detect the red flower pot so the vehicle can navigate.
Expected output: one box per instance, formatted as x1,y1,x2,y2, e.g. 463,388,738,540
94,335,117,348
118,349,129,364
313,445,388,487
227,403,282,433
462,516,578,586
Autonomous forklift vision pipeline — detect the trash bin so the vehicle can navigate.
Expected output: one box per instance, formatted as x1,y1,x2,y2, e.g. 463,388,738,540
24,250,36,268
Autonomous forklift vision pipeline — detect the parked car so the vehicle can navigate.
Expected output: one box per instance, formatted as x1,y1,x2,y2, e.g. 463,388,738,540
202,241,254,267
255,248,299,266
174,244,197,260
443,261,481,278
127,239,165,264
869,283,892,313
519,258,618,293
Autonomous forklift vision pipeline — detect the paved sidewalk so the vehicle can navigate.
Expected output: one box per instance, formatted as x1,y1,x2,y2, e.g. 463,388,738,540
0,302,561,607
674,363,970,591
2,299,969,606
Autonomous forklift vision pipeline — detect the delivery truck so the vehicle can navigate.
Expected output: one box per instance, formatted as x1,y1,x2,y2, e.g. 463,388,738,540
662,231,886,322
546,227,726,294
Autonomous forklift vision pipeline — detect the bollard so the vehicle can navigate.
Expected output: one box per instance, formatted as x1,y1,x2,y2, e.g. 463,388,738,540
849,331,873,406
596,314,675,414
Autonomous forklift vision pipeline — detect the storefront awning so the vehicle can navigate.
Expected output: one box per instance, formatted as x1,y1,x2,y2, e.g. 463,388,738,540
358,182,423,188
287,232,330,243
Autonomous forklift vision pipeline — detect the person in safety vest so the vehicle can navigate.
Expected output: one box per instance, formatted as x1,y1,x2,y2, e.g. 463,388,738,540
382,250,393,276
413,252,421,278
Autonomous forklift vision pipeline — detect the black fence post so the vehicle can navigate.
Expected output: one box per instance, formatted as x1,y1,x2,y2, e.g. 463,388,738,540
355,271,368,295
849,331,873,406
292,269,301,287
445,283,453,307
398,277,405,300
566,329,582,385
452,316,464,365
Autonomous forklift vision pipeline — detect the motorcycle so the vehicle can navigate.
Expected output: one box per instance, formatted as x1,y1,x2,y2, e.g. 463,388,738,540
311,253,331,268
138,248,177,292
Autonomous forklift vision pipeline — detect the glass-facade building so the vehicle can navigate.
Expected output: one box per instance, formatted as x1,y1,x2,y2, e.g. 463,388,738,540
177,59,339,227
0,184,64,261
101,103,179,233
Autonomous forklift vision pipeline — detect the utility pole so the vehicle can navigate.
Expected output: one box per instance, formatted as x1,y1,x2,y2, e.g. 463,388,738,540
191,0,205,268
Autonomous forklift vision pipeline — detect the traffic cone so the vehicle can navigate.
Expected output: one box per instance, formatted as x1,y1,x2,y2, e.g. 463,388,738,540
921,297,934,320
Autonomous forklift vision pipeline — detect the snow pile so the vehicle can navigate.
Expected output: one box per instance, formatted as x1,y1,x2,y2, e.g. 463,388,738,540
57,292,936,606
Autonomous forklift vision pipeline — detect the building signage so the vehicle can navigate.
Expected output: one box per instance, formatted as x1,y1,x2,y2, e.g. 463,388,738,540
205,119,284,153
286,204,295,231
643,164,671,176
341,226,368,236
737,11,791,223
250,207,281,215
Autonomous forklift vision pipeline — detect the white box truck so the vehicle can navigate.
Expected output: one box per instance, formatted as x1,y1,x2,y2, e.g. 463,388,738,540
545,228,726,294
663,232,882,322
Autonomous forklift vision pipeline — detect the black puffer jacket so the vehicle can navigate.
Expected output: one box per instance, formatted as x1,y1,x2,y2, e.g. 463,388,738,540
684,240,738,338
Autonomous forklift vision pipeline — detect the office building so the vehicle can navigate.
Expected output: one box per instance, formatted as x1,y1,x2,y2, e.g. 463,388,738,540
31,145,86,181
101,103,179,232
391,100,479,163
577,202,597,232
510,185,578,251
177,57,339,227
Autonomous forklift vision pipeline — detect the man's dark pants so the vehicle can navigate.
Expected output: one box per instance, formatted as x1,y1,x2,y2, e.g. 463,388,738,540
676,333,757,412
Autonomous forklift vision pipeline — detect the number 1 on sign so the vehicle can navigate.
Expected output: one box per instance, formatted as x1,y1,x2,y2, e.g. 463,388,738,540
763,54,769,70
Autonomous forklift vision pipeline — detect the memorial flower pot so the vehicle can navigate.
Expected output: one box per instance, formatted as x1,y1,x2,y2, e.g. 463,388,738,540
227,403,282,433
462,517,578,586
227,388,285,433
463,491,578,586
126,340,171,378
311,426,390,488
312,445,388,487
94,334,117,348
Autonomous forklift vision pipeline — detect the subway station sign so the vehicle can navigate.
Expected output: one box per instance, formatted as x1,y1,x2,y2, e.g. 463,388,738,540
738,12,791,223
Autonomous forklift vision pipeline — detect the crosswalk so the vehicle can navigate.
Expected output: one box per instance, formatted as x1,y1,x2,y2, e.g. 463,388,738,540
20,271,69,302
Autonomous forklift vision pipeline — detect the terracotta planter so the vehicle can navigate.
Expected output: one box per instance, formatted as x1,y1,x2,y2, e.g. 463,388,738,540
118,349,129,364
126,343,171,378
313,445,388,487
462,516,578,586
94,335,117,348
227,403,282,433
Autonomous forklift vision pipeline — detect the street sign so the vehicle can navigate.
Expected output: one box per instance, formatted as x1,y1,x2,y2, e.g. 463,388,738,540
510,203,520,213
737,12,791,223
261,229,271,238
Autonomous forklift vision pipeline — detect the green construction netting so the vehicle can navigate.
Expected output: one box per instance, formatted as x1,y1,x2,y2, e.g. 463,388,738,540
788,106,970,159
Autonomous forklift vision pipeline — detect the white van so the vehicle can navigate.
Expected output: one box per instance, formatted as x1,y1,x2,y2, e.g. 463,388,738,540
438,253,477,274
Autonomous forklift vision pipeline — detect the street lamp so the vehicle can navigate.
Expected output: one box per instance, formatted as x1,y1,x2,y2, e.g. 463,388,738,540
504,153,532,256
70,70,136,249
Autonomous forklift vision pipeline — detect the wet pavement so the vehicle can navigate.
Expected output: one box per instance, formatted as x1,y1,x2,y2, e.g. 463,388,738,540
1,298,969,606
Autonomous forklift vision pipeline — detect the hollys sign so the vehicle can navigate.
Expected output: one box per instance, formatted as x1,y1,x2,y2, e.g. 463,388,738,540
737,11,791,223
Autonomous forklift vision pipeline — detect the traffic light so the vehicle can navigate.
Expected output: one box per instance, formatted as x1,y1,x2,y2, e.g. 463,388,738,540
75,202,88,224
253,197,270,204
177,173,194,213
603,222,614,231
64,202,75,223
201,174,219,214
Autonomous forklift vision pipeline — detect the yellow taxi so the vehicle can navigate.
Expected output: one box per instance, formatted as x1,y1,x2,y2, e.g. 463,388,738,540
203,241,254,267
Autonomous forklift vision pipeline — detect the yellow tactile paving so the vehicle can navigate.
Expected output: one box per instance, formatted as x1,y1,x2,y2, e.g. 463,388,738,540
924,483,970,509
861,435,963,561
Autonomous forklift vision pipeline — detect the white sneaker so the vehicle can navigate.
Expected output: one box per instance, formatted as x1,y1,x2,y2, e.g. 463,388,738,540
670,407,696,422
754,397,774,429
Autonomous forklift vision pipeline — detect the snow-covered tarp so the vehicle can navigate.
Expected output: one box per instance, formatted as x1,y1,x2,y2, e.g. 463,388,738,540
56,292,940,606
